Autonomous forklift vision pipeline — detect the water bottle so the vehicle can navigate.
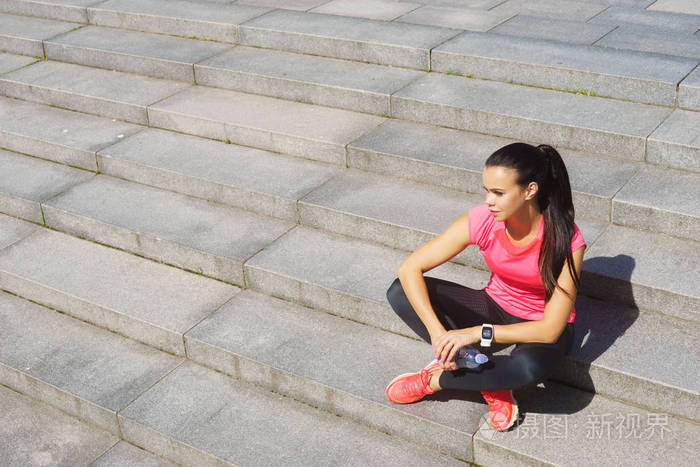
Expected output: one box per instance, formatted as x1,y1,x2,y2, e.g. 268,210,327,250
453,346,489,370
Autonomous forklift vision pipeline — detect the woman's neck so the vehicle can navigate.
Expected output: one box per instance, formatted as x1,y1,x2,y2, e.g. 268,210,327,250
505,204,542,241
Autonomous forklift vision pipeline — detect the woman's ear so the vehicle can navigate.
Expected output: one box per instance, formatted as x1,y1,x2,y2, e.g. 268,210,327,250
525,181,539,200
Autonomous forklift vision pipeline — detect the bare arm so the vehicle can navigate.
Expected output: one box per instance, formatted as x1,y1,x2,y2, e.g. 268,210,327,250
396,211,471,343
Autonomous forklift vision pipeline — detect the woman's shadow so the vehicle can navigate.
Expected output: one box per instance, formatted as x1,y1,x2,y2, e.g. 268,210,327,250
431,254,640,420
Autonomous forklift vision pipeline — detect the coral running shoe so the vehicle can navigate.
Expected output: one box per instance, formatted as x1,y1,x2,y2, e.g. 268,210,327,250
385,361,439,404
481,390,519,431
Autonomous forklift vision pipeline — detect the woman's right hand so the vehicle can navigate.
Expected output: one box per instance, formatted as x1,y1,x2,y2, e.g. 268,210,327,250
430,331,459,371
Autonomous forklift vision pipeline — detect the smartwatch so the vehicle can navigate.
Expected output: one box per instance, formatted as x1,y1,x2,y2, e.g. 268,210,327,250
481,324,493,348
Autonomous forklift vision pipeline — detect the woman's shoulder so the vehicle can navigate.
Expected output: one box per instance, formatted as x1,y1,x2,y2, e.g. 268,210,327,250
571,222,586,252
468,204,497,247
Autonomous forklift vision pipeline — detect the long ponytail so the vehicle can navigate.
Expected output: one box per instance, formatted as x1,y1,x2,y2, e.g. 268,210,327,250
485,143,579,301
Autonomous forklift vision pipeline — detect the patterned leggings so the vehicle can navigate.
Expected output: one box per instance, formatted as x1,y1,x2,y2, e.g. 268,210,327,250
386,277,574,392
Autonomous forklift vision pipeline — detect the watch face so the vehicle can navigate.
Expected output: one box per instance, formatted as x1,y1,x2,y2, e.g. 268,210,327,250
482,327,493,339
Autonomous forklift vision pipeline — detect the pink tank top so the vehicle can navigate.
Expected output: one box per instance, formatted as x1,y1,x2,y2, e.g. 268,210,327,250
468,204,586,323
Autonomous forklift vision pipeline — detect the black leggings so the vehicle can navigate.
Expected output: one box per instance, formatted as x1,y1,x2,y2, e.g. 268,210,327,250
386,277,574,392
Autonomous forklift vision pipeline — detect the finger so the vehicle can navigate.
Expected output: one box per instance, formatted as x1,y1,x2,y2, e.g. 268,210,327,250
439,340,454,364
446,345,458,365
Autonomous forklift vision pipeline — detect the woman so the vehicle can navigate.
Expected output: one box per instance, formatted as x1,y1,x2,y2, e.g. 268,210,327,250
385,142,586,432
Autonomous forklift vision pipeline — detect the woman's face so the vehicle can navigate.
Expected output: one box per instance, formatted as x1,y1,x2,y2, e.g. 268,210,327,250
482,165,534,222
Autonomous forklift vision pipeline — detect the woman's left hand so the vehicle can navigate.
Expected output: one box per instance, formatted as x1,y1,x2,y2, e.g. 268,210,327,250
433,327,481,370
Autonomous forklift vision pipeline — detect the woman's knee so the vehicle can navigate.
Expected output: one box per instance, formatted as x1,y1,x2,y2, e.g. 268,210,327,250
509,349,559,386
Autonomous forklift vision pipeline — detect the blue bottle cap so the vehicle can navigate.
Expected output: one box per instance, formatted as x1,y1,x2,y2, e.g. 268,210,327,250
475,353,488,364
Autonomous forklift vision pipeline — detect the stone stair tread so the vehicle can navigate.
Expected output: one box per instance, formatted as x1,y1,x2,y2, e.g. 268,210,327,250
391,72,672,159
648,108,700,171
489,0,608,22
0,228,239,355
0,148,93,223
679,66,700,111
0,59,190,124
118,360,466,466
431,30,696,106
0,213,38,250
0,291,183,433
0,96,141,170
88,0,269,43
194,45,424,114
394,5,512,31
239,9,460,69
309,0,423,21
0,385,118,466
648,0,700,15
581,224,700,321
348,119,641,221
43,174,295,285
96,128,341,220
0,52,38,74
596,23,700,59
472,378,699,467
44,25,230,81
490,15,614,45
613,164,700,242
0,12,80,56
589,5,700,34
148,85,386,165
92,442,178,467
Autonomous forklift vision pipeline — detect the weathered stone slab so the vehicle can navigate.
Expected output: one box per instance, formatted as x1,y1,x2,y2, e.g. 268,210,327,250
0,0,101,23
613,165,700,242
432,31,696,106
679,66,700,111
88,0,269,43
648,0,700,15
0,148,93,223
391,73,672,160
0,228,239,355
0,96,140,170
580,224,699,322
97,129,339,221
473,380,699,466
148,86,385,165
0,60,190,124
490,0,608,21
237,0,328,10
589,6,700,34
396,5,512,31
596,24,700,59
553,296,700,422
400,0,504,7
0,213,38,250
92,442,177,467
0,52,38,74
118,361,466,465
195,45,424,115
43,175,293,285
0,291,183,434
44,26,230,81
245,225,490,337
240,9,460,69
0,13,80,56
310,0,421,21
185,289,485,461
0,386,118,466
647,109,700,171
491,15,614,45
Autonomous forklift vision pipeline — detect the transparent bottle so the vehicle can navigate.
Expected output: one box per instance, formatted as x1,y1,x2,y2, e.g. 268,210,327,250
454,346,489,370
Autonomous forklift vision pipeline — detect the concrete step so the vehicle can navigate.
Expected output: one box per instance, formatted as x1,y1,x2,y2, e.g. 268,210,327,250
0,148,93,223
648,109,700,172
92,442,178,467
391,72,672,160
0,96,140,170
118,360,466,466
595,24,700,59
44,25,230,81
612,165,700,242
0,228,239,355
42,174,295,285
185,290,700,457
347,119,641,222
0,12,80,57
96,128,341,220
589,5,700,35
580,224,700,322
0,385,119,465
648,0,700,15
87,0,270,43
0,0,99,23
489,15,614,45
239,9,460,69
394,4,513,31
308,0,423,21
194,45,425,115
0,290,183,435
0,60,190,124
680,67,700,111
489,0,609,22
0,213,38,249
148,85,386,165
0,51,38,74
431,31,696,106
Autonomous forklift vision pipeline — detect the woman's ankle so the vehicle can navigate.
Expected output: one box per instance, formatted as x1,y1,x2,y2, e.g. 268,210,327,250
428,370,443,392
